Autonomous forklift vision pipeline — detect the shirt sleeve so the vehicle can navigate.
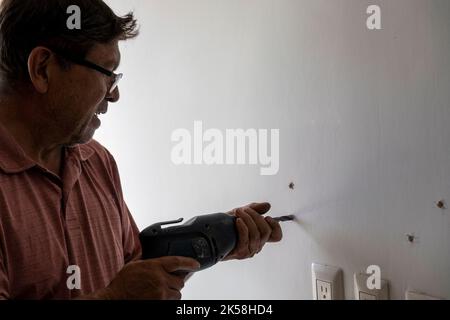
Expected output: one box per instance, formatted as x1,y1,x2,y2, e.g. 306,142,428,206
105,150,142,264
121,202,142,263
0,245,10,299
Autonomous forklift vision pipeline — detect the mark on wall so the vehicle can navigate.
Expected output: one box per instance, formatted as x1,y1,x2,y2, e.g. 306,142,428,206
436,200,446,210
405,233,416,243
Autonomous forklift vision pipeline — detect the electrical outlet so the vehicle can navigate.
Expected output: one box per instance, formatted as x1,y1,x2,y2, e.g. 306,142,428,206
312,263,344,300
316,280,332,300
353,273,389,300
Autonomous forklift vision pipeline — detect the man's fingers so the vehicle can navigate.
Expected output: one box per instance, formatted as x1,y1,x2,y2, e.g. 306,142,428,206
236,208,260,255
234,217,249,258
223,203,284,262
265,216,283,242
244,207,272,252
167,288,182,300
248,202,271,215
225,217,249,260
156,256,201,273
167,274,186,291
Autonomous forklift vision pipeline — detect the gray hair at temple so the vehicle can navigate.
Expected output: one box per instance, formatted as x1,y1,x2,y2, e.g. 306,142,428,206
0,0,139,92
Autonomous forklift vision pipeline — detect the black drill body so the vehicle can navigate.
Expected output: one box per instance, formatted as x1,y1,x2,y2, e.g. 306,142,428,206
139,213,237,271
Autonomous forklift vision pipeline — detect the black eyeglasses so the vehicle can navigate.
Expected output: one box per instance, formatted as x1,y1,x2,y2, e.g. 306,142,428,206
51,48,123,94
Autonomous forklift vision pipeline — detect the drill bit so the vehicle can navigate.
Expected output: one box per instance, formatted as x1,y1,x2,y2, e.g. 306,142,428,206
273,215,295,222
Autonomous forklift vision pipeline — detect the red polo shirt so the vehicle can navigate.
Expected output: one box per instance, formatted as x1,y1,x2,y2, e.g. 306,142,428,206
0,122,141,299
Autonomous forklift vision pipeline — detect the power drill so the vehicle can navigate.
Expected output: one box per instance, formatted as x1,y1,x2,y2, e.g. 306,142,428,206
139,212,294,272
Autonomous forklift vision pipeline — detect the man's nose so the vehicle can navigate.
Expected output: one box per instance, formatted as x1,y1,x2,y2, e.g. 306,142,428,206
106,87,120,103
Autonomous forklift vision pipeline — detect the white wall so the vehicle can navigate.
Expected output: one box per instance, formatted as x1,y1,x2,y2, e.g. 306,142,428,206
99,0,450,299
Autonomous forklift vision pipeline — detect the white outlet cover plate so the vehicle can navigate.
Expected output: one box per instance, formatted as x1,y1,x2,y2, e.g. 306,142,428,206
354,273,389,300
311,263,344,300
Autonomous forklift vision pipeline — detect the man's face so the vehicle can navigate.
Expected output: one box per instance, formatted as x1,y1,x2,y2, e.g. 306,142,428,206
48,41,121,146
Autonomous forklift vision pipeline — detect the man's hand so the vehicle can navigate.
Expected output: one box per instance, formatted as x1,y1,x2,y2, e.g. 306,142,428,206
223,202,283,261
102,256,200,300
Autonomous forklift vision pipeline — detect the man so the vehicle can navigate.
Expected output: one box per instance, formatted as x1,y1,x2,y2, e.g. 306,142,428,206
0,0,282,299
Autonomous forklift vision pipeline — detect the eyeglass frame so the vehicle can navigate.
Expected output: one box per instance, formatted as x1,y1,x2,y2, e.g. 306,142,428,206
50,48,123,94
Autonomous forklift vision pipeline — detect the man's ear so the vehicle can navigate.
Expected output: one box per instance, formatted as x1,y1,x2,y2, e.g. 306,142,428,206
27,46,54,94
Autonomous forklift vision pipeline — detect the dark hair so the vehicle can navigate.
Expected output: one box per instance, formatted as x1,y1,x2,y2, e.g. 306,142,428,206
0,0,138,90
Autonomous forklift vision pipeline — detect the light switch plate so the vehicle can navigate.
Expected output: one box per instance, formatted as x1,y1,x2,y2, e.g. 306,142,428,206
312,263,344,300
354,273,389,300
359,292,377,300
405,291,443,300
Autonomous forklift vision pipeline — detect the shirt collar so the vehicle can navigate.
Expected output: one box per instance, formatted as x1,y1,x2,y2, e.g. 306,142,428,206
0,121,95,174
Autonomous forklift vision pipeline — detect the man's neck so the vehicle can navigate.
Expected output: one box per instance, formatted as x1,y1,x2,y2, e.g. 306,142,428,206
0,95,65,177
